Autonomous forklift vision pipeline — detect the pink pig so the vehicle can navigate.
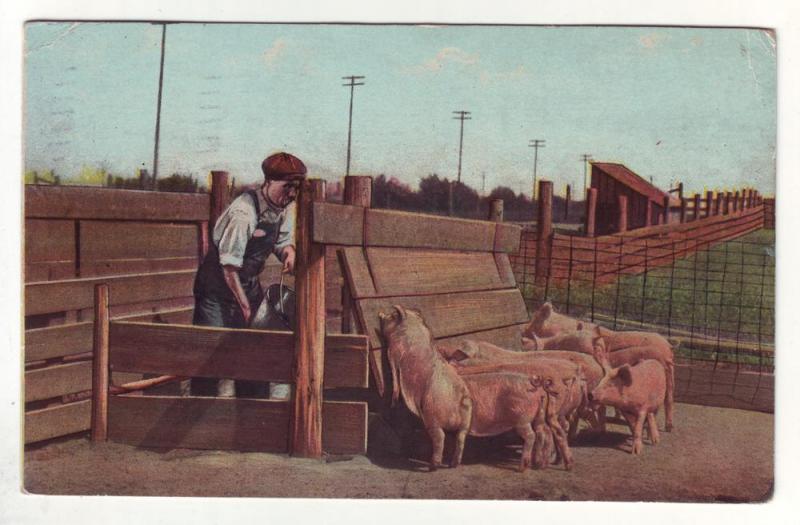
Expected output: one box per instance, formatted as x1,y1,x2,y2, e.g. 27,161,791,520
588,359,666,455
524,302,597,338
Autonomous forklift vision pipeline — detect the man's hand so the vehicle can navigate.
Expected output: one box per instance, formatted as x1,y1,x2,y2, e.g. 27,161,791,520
281,245,296,274
240,303,252,325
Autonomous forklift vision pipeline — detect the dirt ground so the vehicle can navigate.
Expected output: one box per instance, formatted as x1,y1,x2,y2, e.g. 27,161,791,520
23,403,772,502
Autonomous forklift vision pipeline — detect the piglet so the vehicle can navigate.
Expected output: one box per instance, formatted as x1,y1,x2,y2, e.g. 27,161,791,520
524,302,597,338
588,359,666,455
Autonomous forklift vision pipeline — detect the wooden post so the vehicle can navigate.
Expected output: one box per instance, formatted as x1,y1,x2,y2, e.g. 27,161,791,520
341,176,372,333
740,189,746,210
209,170,230,231
617,195,628,233
678,182,684,200
693,193,701,221
679,198,687,223
535,180,553,283
585,188,598,237
91,284,110,442
489,199,504,222
724,192,731,215
662,195,670,225
291,178,326,458
705,191,713,219
564,184,571,222
715,192,723,215
645,199,653,227
732,191,739,212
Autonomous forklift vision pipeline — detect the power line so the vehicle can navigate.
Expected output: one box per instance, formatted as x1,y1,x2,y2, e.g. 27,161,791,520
529,139,545,201
581,153,593,194
342,75,365,176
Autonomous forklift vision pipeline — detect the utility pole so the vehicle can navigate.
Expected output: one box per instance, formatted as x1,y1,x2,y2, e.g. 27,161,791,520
581,153,593,194
151,22,169,188
450,110,471,215
342,75,365,176
529,139,545,201
481,171,486,196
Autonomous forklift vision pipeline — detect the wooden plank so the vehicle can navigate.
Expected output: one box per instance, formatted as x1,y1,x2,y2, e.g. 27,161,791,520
365,248,505,297
365,208,496,251
25,262,76,283
493,222,522,253
108,395,291,452
25,270,195,316
25,185,210,222
25,218,75,262
322,401,368,455
494,253,517,288
338,247,377,299
674,365,773,413
79,220,199,262
436,322,528,352
108,322,369,388
107,396,368,454
25,400,91,444
80,257,198,278
312,202,364,245
25,361,93,402
354,288,529,350
26,322,91,362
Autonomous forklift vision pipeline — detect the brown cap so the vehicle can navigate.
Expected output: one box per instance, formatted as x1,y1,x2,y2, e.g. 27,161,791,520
261,152,307,181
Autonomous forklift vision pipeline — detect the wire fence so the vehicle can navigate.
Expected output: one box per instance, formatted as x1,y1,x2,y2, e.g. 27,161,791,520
513,228,775,411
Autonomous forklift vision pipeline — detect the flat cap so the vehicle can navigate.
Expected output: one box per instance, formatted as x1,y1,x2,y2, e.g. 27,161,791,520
261,152,307,181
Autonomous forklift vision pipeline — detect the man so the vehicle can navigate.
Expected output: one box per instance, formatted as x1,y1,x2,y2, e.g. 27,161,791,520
189,151,306,398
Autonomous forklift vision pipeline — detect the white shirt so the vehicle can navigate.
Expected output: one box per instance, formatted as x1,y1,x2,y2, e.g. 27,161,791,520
213,187,296,268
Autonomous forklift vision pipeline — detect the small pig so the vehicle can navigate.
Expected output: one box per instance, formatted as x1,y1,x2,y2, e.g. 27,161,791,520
459,372,550,472
593,326,673,352
380,305,473,470
453,354,583,470
522,329,599,356
588,360,666,455
598,344,675,432
524,302,597,338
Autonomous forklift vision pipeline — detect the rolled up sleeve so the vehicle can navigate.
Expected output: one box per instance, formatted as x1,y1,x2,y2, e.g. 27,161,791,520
274,201,296,256
217,212,253,268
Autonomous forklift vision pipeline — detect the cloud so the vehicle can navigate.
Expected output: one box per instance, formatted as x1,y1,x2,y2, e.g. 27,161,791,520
639,32,668,49
407,46,480,73
479,65,530,85
263,38,288,67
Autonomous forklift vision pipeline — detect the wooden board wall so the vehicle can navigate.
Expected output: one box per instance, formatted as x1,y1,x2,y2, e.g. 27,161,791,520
108,396,368,455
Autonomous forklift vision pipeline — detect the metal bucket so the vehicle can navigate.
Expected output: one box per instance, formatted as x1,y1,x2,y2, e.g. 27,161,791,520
250,274,296,331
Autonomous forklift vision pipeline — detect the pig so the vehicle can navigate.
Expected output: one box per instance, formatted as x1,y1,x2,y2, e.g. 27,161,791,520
524,302,597,338
442,339,607,439
380,305,473,471
456,361,579,470
522,329,599,356
595,343,676,432
588,359,666,455
459,372,550,472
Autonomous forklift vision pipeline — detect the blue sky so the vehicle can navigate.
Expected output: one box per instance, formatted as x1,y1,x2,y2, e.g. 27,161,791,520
24,23,776,196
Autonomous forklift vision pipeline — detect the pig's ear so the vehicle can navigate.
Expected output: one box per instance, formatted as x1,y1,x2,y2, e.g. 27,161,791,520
392,305,407,321
618,364,633,387
541,302,553,318
450,348,470,362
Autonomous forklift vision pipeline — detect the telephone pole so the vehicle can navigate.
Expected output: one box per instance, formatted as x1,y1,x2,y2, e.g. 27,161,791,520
481,171,486,196
450,110,471,216
151,22,169,188
529,139,545,201
453,111,471,183
581,153,593,193
342,75,365,176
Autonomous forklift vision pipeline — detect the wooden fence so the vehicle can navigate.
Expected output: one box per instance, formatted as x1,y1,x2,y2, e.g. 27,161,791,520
510,185,768,286
24,185,210,444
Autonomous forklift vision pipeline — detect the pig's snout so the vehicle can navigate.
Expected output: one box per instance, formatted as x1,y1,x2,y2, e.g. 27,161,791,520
587,392,594,402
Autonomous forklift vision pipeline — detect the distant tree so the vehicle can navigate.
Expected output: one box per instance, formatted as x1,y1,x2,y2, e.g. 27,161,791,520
156,173,200,193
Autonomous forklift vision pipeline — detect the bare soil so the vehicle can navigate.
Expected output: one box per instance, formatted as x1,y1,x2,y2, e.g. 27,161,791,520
23,403,772,502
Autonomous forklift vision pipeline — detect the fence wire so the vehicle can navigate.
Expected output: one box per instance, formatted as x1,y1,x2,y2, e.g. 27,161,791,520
512,228,775,411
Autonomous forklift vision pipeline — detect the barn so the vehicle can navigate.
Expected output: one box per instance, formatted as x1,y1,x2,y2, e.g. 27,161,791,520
590,162,670,235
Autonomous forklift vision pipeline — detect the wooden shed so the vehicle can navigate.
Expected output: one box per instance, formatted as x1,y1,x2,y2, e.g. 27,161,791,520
590,162,669,235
